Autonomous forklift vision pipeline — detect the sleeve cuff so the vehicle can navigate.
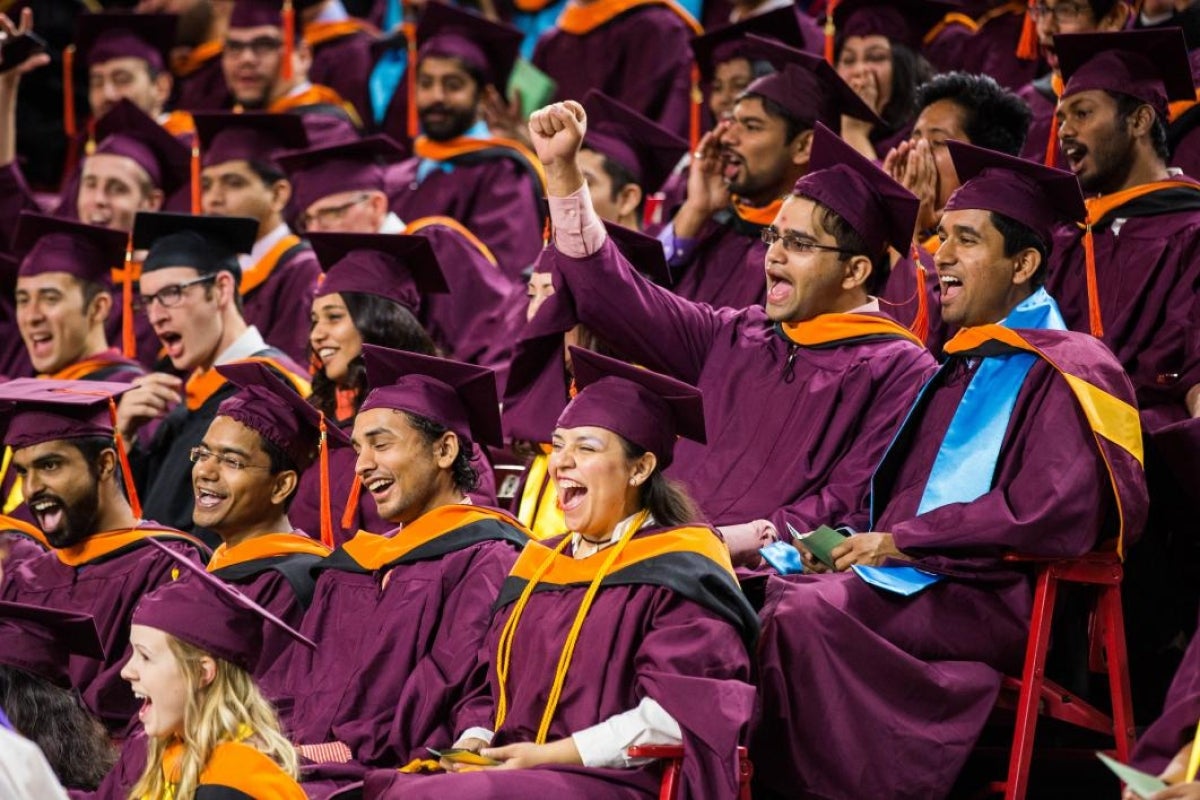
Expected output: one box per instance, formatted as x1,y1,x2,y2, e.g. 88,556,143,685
454,728,495,747
549,182,608,258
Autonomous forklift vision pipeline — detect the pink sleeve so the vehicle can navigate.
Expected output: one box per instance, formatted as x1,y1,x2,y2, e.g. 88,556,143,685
549,182,608,257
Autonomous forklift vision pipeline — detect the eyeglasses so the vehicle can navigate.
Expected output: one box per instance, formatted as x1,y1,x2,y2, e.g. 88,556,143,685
224,36,285,58
760,226,856,257
135,274,217,311
189,446,272,472
299,194,371,231
1028,2,1088,23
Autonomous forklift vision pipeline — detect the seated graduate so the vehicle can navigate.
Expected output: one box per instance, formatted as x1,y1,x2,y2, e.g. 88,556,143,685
197,361,352,674
752,142,1150,800
260,347,528,797
0,601,115,790
364,348,757,800
0,379,207,734
527,101,936,566
292,234,497,543
122,541,311,800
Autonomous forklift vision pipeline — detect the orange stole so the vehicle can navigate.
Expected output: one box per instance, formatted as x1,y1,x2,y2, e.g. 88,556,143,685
341,504,528,570
507,525,736,586
779,312,926,349
730,196,783,227
922,11,979,45
240,233,303,296
207,532,330,571
185,356,311,411
267,84,363,128
1083,179,1200,225
54,527,205,568
160,739,306,800
0,514,49,548
405,216,499,267
303,18,379,47
413,136,548,191
556,0,702,35
43,350,134,381
171,39,223,77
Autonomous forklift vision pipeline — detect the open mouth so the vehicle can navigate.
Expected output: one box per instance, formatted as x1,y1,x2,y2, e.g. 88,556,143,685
938,273,963,300
134,690,153,721
557,478,588,513
765,269,794,306
30,496,64,533
194,488,226,510
316,346,338,363
158,332,184,359
365,476,395,497
720,151,743,182
1060,141,1087,172
27,332,53,357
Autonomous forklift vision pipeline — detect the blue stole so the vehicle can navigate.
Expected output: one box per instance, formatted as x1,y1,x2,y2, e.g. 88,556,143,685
368,0,406,126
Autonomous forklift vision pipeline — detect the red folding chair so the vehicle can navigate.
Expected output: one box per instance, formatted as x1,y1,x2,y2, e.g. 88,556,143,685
988,548,1135,799
626,745,752,800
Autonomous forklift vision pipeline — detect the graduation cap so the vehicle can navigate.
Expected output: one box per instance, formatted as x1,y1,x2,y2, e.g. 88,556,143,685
276,135,406,218
133,212,259,278
793,122,919,257
360,345,502,448
134,538,316,673
944,139,1086,247
227,0,326,81
1056,28,1195,120
308,233,448,315
581,90,689,196
740,36,879,129
192,111,310,170
690,7,809,85
13,212,128,288
417,1,522,90
0,601,105,688
75,12,178,72
0,378,144,516
831,0,964,52
215,361,350,546
90,99,192,197
559,348,705,468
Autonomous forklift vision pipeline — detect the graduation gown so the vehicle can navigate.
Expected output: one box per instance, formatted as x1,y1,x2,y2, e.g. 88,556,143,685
41,349,146,383
669,207,769,310
242,237,323,366
132,350,309,542
260,505,528,790
1134,600,1200,773
206,533,331,678
1016,74,1063,167
1047,179,1200,432
955,0,1042,91
543,237,937,535
171,41,232,112
305,19,379,131
880,242,948,355
531,0,701,140
752,326,1148,800
0,526,208,732
364,524,757,800
387,142,546,281
156,738,306,799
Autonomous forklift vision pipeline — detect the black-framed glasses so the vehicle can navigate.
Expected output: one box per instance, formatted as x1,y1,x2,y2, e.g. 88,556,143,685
135,274,217,311
299,194,372,231
1028,1,1087,23
189,446,272,472
224,36,285,58
761,226,856,257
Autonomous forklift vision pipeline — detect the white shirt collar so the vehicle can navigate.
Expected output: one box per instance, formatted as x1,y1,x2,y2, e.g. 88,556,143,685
239,223,291,271
214,326,267,366
378,212,406,234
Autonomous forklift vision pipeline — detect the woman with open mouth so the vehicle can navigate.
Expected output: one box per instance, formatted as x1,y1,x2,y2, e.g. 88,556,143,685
365,348,757,800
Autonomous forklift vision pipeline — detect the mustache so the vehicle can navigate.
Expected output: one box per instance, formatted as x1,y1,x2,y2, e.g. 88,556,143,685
28,491,64,507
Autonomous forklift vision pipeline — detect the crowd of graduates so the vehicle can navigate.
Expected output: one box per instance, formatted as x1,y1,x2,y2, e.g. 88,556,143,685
0,0,1197,797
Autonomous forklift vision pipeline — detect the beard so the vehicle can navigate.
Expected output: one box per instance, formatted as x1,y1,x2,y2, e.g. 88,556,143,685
32,485,102,550
418,104,478,142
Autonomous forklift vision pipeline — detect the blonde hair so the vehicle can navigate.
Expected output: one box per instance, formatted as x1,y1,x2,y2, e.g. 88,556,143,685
128,636,297,800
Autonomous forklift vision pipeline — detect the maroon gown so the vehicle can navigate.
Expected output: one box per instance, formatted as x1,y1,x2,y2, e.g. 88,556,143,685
957,1,1043,91
242,239,323,366
0,528,208,733
543,237,937,535
307,22,378,129
669,212,769,310
1016,75,1062,167
752,329,1148,800
880,243,949,355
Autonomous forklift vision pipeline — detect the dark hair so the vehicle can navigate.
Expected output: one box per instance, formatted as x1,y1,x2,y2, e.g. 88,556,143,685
0,665,116,789
598,154,645,217
814,202,891,296
991,211,1049,285
878,43,934,135
309,291,439,419
246,158,287,187
259,433,301,510
1088,0,1120,18
71,435,126,499
405,412,480,493
743,93,809,143
915,71,1033,156
1112,91,1171,162
619,439,703,528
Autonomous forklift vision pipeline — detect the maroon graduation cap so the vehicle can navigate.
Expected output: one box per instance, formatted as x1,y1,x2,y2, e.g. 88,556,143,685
581,90,689,196
741,35,879,129
1056,28,1195,120
831,0,963,51
134,538,316,673
91,99,192,197
75,12,178,72
192,111,310,171
0,601,105,688
13,212,128,288
308,232,449,315
416,1,523,90
559,348,705,468
360,345,502,449
276,135,406,218
690,8,809,84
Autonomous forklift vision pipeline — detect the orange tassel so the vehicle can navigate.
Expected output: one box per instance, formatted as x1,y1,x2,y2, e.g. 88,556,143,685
404,16,418,140
319,414,333,548
542,217,551,247
689,62,701,152
190,143,202,214
108,398,143,519
1016,0,1038,60
909,244,929,345
1044,112,1059,167
823,2,837,65
341,474,362,532
63,45,77,139
1083,219,1103,338
122,235,135,359
281,0,296,81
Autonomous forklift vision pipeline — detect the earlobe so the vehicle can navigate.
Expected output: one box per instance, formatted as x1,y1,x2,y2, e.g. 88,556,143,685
199,656,217,688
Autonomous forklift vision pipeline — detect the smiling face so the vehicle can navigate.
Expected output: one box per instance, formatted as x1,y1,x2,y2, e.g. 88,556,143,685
1056,90,1138,194
121,625,192,739
77,153,163,231
310,292,363,385
836,34,894,112
719,96,801,204
550,425,650,540
711,57,755,120
12,440,104,548
15,273,109,375
935,208,1039,327
192,415,293,537
416,56,482,142
351,408,458,525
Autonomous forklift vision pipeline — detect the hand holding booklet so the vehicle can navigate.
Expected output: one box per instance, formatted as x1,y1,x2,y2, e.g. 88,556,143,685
427,748,500,767
1096,752,1167,798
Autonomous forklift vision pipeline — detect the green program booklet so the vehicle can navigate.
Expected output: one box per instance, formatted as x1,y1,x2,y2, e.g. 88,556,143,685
1096,752,1167,798
508,59,557,120
797,525,848,569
